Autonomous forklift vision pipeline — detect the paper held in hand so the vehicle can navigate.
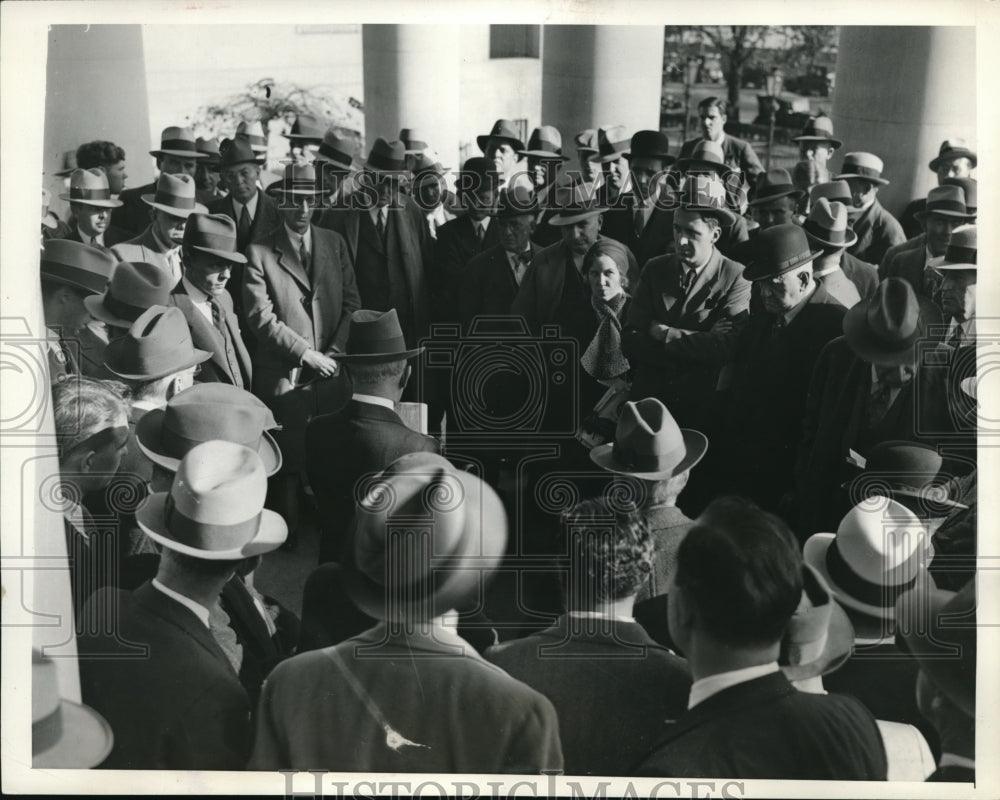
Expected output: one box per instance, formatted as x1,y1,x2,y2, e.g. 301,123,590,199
397,402,429,434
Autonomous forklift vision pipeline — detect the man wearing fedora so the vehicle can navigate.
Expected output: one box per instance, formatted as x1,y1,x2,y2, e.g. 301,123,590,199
171,213,254,388
518,125,569,248
310,130,359,219
795,278,954,536
623,179,749,435
880,185,975,308
836,151,906,266
900,138,977,240
78,440,287,769
636,496,886,780
803,198,879,308
571,128,603,186
716,224,846,513
935,225,978,437
408,151,456,242
194,136,225,204
208,135,282,257
282,112,325,165
747,168,805,231
678,97,764,186
59,168,130,249
478,118,532,193
251,451,563,773
589,125,631,208
791,113,841,196
305,308,439,564
486,497,691,776
322,138,429,352
883,175,977,266
113,126,208,236
111,172,208,285
39,238,117,381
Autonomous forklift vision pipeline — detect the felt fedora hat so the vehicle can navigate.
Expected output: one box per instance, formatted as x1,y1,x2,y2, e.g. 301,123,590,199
574,128,600,153
677,139,729,176
624,130,674,164
916,184,974,222
742,223,821,282
779,563,855,681
282,113,326,142
337,308,424,362
196,137,222,166
399,127,430,155
236,119,268,153
313,130,358,170
363,138,407,174
835,152,889,186
843,277,922,365
793,114,842,149
519,126,569,161
103,305,211,381
676,172,738,226
477,119,526,153
492,184,538,218
53,149,78,178
590,397,708,480
60,168,123,208
85,261,176,328
40,239,116,295
137,440,287,559
803,198,858,250
747,168,805,206
32,650,113,769
937,224,977,271
928,138,977,172
547,181,607,226
136,382,282,475
942,176,977,215
219,136,263,169
150,126,207,160
182,212,248,264
804,497,929,637
589,125,631,164
456,156,499,196
410,151,451,176
341,452,508,620
265,162,324,199
809,179,853,207
141,173,207,218
841,440,968,513
896,579,976,716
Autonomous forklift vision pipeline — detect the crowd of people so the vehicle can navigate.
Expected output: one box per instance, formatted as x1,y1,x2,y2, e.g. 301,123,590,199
34,95,978,782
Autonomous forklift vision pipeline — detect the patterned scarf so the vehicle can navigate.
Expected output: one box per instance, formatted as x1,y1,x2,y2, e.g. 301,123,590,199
581,291,630,384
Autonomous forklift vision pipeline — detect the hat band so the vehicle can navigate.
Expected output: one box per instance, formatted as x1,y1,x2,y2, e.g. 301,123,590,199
944,245,977,265
844,165,882,181
531,139,561,154
153,189,196,210
70,187,112,202
925,199,968,216
32,706,63,755
189,231,239,254
825,537,917,608
347,332,408,356
318,144,353,166
101,291,149,323
159,138,198,154
160,422,262,461
804,219,847,245
40,260,108,293
611,440,684,474
773,248,816,271
405,140,429,151
367,152,405,172
165,493,261,553
780,626,829,668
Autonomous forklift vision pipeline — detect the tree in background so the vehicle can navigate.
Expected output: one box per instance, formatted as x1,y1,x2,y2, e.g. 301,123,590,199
689,26,773,123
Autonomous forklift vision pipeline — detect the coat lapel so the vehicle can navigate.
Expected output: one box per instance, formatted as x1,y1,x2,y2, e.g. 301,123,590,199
679,250,721,317
171,288,232,379
273,226,312,291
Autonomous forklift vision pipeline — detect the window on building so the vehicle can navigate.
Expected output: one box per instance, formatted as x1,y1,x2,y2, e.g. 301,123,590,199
489,25,540,59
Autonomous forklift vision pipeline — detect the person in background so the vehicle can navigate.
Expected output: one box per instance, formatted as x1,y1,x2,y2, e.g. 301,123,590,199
802,198,878,308
519,125,569,248
899,139,976,239
477,118,532,192
59,168,130,249
194,137,225,204
835,152,906,265
589,125,631,208
76,140,128,198
791,114,841,202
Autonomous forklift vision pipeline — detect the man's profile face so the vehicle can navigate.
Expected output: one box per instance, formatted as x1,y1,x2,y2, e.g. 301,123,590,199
486,140,518,174
561,215,602,256
604,157,629,195
579,151,600,182
185,250,234,297
751,196,797,230
924,214,963,257
629,156,666,202
160,155,198,178
74,203,110,237
700,105,726,142
673,208,719,269
104,160,128,194
845,177,878,208
936,157,973,185
757,267,812,315
221,163,260,205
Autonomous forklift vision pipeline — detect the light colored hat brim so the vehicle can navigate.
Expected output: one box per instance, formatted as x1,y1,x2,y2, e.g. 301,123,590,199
190,244,248,264
150,149,209,159
137,492,288,559
140,195,208,217
134,408,283,476
588,149,631,164
589,429,708,481
836,478,967,511
793,135,843,150
83,293,135,329
935,261,977,271
33,700,114,769
780,598,855,681
548,208,607,226
59,193,123,208
519,149,570,161
338,346,425,363
833,172,890,186
104,348,212,382
748,187,806,207
804,227,859,251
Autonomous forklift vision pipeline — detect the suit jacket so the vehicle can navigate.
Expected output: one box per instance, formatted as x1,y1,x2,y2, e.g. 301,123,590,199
600,205,676,268
431,214,502,324
848,199,906,266
207,188,282,254
112,181,156,236
169,280,252,387
243,224,361,400
249,623,564,773
457,242,543,331
840,251,880,299
927,764,975,782
111,226,180,285
815,266,862,309
636,671,887,779
63,223,131,250
78,581,253,770
305,400,441,563
511,236,639,334
880,233,926,273
880,243,941,306
679,134,765,183
75,323,115,379
634,505,696,602
486,615,691,776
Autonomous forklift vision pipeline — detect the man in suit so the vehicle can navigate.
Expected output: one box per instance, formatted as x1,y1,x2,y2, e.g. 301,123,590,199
486,498,691,776
882,176,977,267
310,129,359,223
747,168,805,230
804,198,878,308
678,96,764,186
408,151,456,244
836,152,906,265
250,451,563,774
518,125,570,248
589,125,631,208
78,440,287,769
571,128,603,185
716,224,846,513
795,278,954,537
59,168,130,249
194,136,225,204
112,126,207,237
321,138,428,351
623,182,750,433
880,184,975,307
305,308,439,563
110,173,207,285
790,113,841,197
171,213,254,388
478,118,532,193
900,139,976,239
636,496,887,780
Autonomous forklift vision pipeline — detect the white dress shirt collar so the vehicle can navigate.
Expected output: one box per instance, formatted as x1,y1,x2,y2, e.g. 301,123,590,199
925,247,945,270
352,392,395,410
284,223,311,254
233,190,259,221
77,225,103,247
152,578,211,629
181,275,214,323
688,662,780,709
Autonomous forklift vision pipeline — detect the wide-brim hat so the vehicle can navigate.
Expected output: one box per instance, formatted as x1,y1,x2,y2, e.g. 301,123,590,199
399,128,429,155
337,308,424,362
675,173,738,227
574,129,600,153
915,184,975,222
477,119,526,153
547,182,607,226
835,152,889,186
803,197,858,250
140,173,207,218
235,120,268,153
32,651,113,769
103,305,211,381
265,163,325,199
624,130,674,164
84,261,176,328
150,125,207,160
183,212,248,263
137,441,287,559
589,125,631,164
53,149,79,178
196,137,222,166
742,223,821,282
40,239,116,295
779,564,855,681
313,131,358,170
843,277,922,366
219,136,263,168
929,139,977,172
282,113,326,142
59,168,123,208
937,223,977,271
363,138,407,174
810,180,853,207
341,452,508,619
519,125,569,161
747,168,806,207
677,140,729,176
793,115,842,150
590,397,708,480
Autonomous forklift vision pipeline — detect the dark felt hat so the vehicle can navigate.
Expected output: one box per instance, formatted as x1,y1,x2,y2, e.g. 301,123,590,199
928,138,977,172
477,119,525,153
337,308,424,362
742,223,821,282
793,114,842,149
40,239,115,295
624,130,674,164
85,261,176,328
103,305,211,381
182,212,248,264
747,168,805,207
519,126,569,161
843,277,923,366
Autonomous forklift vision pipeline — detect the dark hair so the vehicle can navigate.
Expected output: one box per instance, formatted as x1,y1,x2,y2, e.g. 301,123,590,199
698,96,728,117
346,359,407,390
561,497,653,606
76,141,125,169
675,496,802,647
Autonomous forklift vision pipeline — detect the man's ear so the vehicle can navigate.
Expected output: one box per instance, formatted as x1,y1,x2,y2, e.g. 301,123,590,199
400,363,412,390
79,448,98,475
709,224,722,245
799,270,812,289
596,213,604,231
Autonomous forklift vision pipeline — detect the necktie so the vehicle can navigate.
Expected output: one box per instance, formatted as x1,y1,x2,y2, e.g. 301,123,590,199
209,297,226,334
208,602,243,675
680,268,696,296
949,325,963,349
633,206,646,238
90,235,98,246
237,205,252,248
867,382,894,429
427,216,438,240
476,223,485,245
299,238,311,277
511,252,530,285
376,209,387,241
